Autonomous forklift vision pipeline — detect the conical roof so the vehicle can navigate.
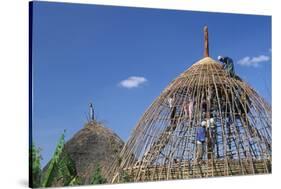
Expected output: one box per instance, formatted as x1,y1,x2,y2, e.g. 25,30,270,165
64,121,124,184
107,27,271,183
44,121,124,186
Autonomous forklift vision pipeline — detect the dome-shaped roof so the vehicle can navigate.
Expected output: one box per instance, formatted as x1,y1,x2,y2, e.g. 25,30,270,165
43,121,124,186
65,122,124,184
107,27,271,183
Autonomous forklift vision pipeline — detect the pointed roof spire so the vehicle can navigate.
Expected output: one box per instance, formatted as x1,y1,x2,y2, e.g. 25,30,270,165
204,26,209,57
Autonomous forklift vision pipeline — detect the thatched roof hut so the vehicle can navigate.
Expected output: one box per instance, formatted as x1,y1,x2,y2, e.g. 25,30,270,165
43,121,124,186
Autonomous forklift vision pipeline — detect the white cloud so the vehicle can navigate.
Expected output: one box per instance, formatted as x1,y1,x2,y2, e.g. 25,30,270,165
119,76,147,89
237,55,270,67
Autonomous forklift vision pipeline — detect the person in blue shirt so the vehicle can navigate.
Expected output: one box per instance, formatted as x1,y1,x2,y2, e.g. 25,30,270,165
218,56,235,77
195,120,207,162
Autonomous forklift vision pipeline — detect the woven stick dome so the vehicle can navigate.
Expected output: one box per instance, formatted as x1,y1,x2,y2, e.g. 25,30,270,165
107,26,272,183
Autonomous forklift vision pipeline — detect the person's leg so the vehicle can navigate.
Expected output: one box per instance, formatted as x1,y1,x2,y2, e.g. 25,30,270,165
195,142,200,161
196,142,203,162
230,69,235,77
226,66,231,75
200,142,204,161
228,63,235,77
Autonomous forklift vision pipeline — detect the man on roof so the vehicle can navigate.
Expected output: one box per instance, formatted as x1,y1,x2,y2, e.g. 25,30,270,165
218,56,235,77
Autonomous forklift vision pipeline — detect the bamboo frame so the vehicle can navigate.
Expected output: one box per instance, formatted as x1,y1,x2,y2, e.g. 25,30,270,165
106,27,272,183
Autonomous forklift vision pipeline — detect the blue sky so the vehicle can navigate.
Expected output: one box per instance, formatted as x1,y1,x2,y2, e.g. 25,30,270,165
31,2,271,166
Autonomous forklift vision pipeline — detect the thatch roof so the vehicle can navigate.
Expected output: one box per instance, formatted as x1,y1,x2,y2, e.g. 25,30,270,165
44,121,124,186
64,121,124,184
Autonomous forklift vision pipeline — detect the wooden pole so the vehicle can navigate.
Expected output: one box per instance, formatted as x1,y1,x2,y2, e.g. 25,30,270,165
204,26,209,57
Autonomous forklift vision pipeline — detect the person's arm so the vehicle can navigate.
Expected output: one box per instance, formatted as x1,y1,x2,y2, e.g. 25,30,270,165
222,57,228,64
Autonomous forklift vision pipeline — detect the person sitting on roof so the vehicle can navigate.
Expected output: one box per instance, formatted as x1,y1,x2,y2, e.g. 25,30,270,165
195,121,207,162
218,56,235,77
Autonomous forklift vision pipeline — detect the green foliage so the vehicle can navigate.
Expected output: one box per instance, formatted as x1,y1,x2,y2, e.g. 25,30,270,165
68,176,81,186
91,164,107,184
41,131,65,187
30,143,42,188
119,170,131,183
41,130,79,187
30,130,80,187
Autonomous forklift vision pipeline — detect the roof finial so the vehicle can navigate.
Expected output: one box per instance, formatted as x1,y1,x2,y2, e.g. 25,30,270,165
204,26,209,57
89,102,95,122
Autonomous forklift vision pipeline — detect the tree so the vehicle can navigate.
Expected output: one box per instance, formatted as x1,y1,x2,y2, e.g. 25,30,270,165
41,130,79,187
91,164,107,184
30,142,42,188
68,176,81,186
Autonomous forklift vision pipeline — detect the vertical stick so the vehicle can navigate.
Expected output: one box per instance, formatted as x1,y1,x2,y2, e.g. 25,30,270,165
204,26,209,57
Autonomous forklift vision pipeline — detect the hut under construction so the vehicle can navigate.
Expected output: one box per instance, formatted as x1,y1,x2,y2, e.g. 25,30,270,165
107,26,272,183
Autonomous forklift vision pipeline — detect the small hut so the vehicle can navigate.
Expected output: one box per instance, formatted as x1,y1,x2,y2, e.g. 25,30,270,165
107,26,272,183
